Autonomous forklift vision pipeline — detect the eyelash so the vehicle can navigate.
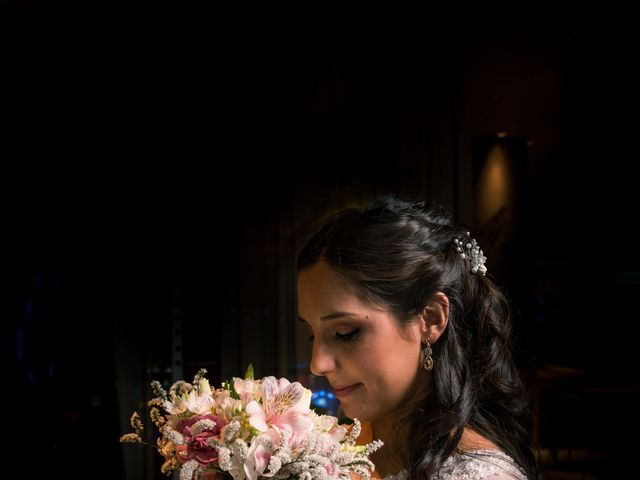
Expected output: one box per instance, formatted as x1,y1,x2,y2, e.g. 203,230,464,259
308,329,360,343
336,328,360,341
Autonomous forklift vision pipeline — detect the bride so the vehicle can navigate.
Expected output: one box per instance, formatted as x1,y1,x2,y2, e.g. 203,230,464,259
296,196,537,480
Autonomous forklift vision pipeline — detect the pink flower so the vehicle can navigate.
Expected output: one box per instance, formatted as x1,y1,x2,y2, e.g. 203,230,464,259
287,430,311,450
234,378,260,404
244,438,274,480
178,414,226,437
246,377,313,434
175,414,227,466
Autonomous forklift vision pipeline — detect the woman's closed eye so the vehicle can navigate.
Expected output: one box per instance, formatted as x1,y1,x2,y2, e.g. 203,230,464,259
335,328,360,341
307,328,361,343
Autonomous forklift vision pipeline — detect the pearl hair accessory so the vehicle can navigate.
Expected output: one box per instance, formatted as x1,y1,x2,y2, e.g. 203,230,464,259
454,233,487,275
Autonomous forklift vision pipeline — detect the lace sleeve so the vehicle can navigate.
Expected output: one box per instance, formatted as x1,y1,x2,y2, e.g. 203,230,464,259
433,449,528,480
376,449,528,480
482,473,527,480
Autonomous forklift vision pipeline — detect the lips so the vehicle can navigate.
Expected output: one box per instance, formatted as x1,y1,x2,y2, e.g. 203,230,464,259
331,383,361,398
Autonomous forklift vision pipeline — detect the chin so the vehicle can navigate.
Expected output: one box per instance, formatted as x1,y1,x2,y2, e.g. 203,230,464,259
341,404,373,423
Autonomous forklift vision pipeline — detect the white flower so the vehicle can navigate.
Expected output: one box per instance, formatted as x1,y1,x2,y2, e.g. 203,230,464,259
163,388,215,415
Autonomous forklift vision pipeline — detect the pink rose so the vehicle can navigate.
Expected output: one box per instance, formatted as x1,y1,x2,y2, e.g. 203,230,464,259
178,414,226,437
176,414,227,466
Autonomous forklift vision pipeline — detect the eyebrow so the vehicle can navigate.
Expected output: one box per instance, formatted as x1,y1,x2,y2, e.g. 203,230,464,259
298,311,363,323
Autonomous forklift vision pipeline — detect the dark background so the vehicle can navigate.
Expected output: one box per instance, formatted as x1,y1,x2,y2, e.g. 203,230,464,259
3,4,639,479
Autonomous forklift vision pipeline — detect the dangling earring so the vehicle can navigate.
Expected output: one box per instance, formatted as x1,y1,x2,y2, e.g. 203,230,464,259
422,339,434,371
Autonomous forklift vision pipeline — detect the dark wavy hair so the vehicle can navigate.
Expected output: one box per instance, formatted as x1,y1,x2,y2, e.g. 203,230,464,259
297,196,538,480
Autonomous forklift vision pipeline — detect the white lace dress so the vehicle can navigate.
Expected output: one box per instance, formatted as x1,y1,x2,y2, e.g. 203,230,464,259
379,449,528,480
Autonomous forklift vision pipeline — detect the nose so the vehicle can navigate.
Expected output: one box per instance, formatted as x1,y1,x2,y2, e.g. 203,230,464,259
309,340,336,377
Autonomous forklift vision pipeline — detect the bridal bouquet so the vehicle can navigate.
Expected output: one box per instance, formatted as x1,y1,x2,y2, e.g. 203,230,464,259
120,367,383,480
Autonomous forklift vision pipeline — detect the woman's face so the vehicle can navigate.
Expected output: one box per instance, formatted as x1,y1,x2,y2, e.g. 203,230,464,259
297,261,425,422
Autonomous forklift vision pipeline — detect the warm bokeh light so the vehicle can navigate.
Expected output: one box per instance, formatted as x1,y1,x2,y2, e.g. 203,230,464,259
476,143,516,228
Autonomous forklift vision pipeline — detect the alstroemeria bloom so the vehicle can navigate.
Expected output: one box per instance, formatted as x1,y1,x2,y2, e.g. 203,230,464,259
315,414,347,443
163,388,215,415
234,378,260,404
244,436,275,480
212,389,242,419
245,377,313,434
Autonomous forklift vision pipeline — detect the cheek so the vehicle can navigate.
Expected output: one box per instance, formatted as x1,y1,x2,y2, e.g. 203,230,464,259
358,339,419,383
377,342,420,389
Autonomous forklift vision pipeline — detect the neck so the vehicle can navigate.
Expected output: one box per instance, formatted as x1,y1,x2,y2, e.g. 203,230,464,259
370,414,407,476
372,414,394,442
369,373,432,476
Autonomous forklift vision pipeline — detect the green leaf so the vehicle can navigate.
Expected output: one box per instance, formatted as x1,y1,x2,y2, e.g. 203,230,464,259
223,378,240,400
244,363,254,380
230,381,239,400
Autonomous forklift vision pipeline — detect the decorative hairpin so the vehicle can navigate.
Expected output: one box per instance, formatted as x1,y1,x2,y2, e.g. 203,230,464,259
454,233,487,275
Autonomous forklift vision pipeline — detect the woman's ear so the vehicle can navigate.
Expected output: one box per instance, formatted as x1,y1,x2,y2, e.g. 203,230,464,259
420,291,449,343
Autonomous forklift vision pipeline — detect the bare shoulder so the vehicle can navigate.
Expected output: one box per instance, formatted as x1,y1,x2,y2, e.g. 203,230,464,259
457,427,500,451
